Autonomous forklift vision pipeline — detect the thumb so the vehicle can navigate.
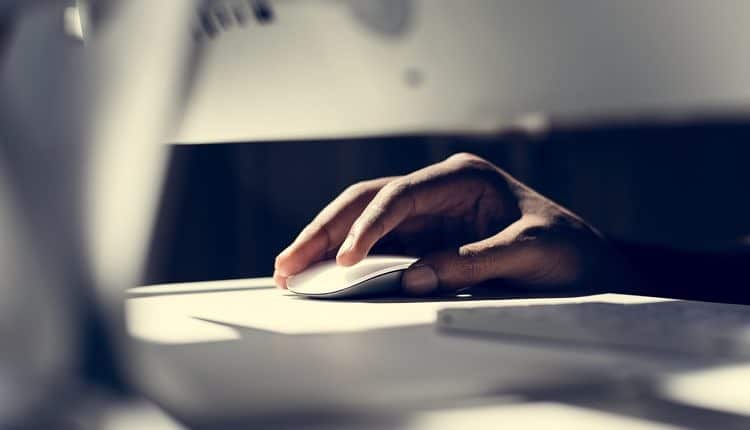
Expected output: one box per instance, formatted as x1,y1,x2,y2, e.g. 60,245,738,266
401,216,561,294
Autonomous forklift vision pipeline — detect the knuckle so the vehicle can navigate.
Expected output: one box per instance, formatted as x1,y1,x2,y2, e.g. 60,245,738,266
373,180,410,210
446,153,496,178
344,178,392,201
344,181,370,196
447,152,486,166
308,221,333,249
305,220,325,233
450,251,482,283
380,179,416,214
303,221,325,238
274,252,289,269
460,257,482,283
380,179,409,197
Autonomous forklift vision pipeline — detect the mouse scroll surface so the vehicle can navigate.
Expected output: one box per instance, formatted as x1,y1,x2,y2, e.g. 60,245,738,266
287,256,418,298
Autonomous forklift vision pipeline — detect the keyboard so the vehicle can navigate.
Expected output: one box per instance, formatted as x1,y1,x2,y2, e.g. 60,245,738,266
437,301,750,358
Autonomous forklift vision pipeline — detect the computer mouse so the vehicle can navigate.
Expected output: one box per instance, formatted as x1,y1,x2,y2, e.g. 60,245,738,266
287,255,418,299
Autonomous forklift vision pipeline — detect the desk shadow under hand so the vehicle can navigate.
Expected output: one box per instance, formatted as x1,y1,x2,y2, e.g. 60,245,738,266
293,282,594,303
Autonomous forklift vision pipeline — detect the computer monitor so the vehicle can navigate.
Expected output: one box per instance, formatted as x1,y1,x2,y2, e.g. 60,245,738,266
175,0,750,143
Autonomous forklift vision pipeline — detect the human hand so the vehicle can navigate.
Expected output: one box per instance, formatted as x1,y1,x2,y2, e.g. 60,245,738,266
274,153,626,295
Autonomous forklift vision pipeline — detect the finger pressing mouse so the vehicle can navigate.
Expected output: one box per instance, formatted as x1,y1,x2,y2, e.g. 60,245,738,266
275,153,632,296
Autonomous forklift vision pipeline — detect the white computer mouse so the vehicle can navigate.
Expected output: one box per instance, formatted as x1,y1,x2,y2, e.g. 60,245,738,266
287,255,418,299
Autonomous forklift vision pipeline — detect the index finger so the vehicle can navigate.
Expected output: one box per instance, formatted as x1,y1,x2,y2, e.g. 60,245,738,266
336,155,495,266
273,177,394,285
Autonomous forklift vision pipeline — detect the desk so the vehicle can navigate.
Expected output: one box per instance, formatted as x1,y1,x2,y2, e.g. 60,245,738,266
126,278,750,429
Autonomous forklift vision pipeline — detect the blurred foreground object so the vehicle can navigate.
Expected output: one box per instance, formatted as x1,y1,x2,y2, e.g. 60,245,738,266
0,0,193,426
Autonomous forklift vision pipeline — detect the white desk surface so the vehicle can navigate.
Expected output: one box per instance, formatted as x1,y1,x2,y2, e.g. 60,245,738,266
125,278,750,429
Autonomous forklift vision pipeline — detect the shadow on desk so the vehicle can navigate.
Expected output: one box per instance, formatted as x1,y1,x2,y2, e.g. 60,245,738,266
293,284,593,304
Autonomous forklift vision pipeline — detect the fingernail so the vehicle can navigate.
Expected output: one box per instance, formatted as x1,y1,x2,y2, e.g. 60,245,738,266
274,247,292,271
274,261,290,277
273,273,287,289
402,264,438,294
337,234,355,259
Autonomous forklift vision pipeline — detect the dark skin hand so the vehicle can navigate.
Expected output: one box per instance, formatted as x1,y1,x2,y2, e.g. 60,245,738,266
274,153,633,296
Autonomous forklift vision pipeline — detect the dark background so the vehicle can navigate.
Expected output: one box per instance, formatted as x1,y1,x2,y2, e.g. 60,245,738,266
143,119,750,285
